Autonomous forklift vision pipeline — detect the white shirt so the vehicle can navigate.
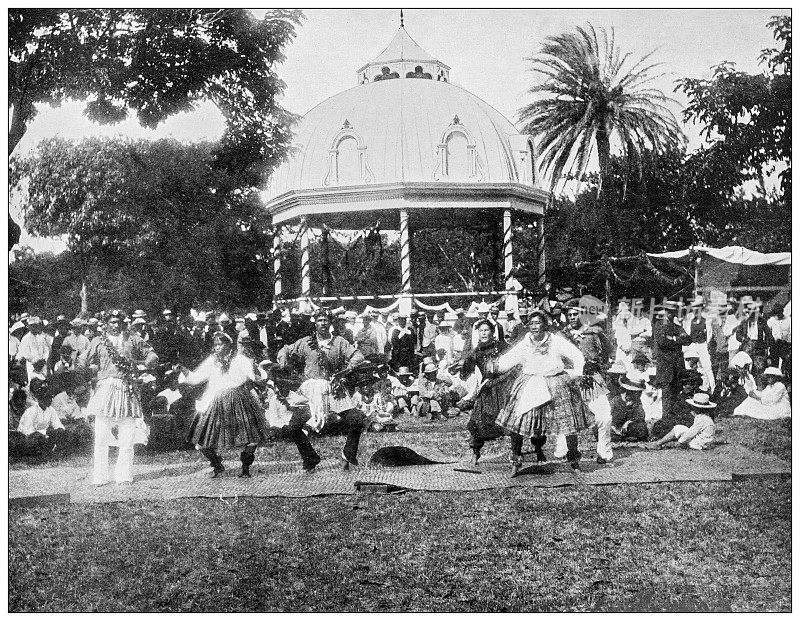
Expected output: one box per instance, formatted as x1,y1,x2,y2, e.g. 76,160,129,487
767,316,791,343
181,353,264,413
16,331,52,364
50,391,85,420
679,413,716,450
9,334,20,359
18,403,64,436
497,332,584,377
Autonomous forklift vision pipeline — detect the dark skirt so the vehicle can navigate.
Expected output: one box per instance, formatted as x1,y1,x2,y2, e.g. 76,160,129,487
496,372,593,437
469,370,517,441
187,385,269,450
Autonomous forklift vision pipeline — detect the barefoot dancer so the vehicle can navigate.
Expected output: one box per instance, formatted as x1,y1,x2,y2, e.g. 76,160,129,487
181,331,269,478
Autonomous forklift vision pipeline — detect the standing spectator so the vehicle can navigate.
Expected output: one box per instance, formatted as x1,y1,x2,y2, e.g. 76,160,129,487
9,321,25,364
734,298,773,375
682,296,715,392
16,316,52,383
767,303,791,377
508,303,530,344
652,302,692,421
62,318,91,366
355,311,381,358
47,315,70,371
389,314,416,371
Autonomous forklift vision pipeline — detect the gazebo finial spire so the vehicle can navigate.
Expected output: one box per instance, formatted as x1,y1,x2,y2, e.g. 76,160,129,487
400,9,404,28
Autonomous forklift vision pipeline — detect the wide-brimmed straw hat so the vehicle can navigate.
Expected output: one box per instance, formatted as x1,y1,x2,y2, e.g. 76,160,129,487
763,367,783,378
686,392,717,409
423,363,438,374
397,366,413,377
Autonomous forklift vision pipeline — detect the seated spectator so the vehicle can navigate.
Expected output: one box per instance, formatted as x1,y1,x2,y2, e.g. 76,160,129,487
391,366,415,417
610,374,650,441
712,369,748,418
28,359,48,385
651,371,702,439
14,380,67,455
605,360,627,401
453,358,483,412
372,365,398,418
9,387,27,430
648,392,717,450
50,383,88,421
53,344,75,373
415,362,453,420
733,367,791,420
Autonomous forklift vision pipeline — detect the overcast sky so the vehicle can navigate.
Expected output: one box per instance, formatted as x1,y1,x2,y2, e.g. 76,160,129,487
12,8,785,252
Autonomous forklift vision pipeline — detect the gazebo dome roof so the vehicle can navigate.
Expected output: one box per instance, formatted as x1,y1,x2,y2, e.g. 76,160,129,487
266,78,528,199
265,25,544,228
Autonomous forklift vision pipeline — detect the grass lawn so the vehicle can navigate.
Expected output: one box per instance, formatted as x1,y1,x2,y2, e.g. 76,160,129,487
8,415,791,612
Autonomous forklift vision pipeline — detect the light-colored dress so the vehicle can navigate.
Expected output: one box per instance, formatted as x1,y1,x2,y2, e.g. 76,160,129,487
734,381,791,420
495,332,590,437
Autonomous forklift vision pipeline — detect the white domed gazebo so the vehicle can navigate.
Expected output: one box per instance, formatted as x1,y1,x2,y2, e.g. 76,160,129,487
265,19,549,313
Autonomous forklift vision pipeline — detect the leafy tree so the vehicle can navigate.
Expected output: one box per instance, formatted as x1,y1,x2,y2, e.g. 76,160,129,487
11,137,274,313
519,23,684,199
8,8,302,245
676,15,791,200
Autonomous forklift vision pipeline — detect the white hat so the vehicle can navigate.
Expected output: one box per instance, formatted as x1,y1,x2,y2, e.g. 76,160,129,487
245,312,257,321
731,351,753,369
686,393,717,409
477,301,491,314
196,311,207,323
443,312,457,322
219,313,231,324
9,321,25,334
344,310,358,320
131,317,147,326
28,316,41,325
423,363,438,374
132,309,147,319
763,367,783,378
689,296,705,308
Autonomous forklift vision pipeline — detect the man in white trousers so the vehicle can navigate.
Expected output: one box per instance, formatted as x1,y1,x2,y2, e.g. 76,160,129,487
555,302,614,464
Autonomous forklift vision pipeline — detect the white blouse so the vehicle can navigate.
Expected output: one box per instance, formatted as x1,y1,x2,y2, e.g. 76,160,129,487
181,353,264,413
497,332,585,377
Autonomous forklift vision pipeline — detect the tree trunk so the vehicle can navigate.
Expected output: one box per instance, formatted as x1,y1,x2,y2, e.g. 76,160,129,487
80,279,89,316
8,101,30,250
8,101,29,157
595,126,617,255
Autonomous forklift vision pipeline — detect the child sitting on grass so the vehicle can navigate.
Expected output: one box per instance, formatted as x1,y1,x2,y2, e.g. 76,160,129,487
647,392,717,450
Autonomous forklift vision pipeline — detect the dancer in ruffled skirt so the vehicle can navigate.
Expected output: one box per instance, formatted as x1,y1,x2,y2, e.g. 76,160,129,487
182,331,269,477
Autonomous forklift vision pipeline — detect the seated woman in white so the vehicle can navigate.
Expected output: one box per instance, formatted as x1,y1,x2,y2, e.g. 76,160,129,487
734,367,791,420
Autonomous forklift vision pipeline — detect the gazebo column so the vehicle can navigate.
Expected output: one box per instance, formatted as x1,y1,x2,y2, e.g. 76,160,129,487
399,209,412,315
537,215,546,289
502,209,514,289
502,208,518,314
272,227,282,301
300,216,311,300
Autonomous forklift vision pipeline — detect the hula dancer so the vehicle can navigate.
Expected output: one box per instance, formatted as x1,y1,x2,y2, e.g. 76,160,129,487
79,310,158,485
493,310,590,476
276,309,365,471
181,331,269,478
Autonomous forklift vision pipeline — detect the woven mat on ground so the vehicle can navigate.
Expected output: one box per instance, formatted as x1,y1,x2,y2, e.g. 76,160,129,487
8,444,790,504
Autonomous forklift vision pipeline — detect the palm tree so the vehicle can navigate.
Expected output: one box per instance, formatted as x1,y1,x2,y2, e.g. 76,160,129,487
519,24,685,197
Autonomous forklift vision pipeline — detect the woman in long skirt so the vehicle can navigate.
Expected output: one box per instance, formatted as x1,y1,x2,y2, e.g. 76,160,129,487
493,310,591,475
181,331,269,477
465,319,517,465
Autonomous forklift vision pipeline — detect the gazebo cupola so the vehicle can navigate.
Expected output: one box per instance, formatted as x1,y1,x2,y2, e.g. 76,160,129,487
355,13,450,85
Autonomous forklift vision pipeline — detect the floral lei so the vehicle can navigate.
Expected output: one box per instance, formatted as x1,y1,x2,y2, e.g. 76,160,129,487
100,331,142,402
